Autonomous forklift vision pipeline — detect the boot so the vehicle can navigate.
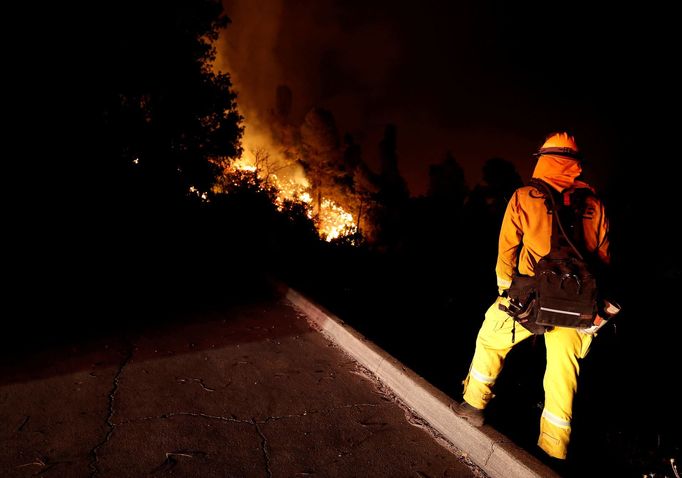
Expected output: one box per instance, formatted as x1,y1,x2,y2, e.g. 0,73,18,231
450,401,485,427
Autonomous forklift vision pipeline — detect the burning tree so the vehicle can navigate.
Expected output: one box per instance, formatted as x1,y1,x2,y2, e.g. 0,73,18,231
341,133,380,242
300,108,343,220
299,107,375,242
213,72,386,244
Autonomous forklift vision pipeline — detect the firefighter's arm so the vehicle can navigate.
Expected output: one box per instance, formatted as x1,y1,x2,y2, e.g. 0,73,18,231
583,196,610,264
581,196,621,332
495,191,523,294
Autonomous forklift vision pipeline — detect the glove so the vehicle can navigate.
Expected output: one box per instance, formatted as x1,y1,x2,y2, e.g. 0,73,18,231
578,314,607,335
579,300,621,335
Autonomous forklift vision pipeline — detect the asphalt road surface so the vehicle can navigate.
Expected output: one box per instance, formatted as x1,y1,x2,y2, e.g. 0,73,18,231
1,296,484,477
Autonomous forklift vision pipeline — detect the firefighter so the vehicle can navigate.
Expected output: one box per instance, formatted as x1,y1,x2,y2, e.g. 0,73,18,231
451,132,614,460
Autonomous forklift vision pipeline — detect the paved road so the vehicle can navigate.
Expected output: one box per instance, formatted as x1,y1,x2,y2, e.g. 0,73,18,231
0,297,483,477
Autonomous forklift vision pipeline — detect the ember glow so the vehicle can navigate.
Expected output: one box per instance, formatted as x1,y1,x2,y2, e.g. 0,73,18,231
224,138,357,242
319,198,355,241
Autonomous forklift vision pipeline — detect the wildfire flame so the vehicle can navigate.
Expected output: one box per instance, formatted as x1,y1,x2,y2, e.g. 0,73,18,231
225,144,357,242
211,28,356,243
319,198,355,241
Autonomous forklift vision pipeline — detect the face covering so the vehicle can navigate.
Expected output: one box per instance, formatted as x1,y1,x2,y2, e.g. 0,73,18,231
532,154,582,192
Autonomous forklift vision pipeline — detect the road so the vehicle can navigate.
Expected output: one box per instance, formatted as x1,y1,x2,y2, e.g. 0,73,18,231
0,295,483,477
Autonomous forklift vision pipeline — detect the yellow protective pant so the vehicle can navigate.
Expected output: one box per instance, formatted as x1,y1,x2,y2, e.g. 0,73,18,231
462,297,593,459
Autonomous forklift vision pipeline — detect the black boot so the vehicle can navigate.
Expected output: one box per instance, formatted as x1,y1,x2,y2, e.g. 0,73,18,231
450,401,485,427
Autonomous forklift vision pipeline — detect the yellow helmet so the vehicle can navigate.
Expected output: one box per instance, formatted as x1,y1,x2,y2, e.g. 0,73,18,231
534,132,582,160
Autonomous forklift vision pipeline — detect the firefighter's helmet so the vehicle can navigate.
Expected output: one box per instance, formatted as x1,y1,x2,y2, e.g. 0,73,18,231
534,132,582,160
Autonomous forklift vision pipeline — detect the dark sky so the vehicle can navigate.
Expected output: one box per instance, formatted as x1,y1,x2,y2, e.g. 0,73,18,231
218,0,675,196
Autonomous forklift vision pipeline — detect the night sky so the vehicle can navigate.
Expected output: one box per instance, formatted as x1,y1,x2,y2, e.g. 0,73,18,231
218,0,676,195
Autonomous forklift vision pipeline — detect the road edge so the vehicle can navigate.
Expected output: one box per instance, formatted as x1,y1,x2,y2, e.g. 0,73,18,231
285,287,560,478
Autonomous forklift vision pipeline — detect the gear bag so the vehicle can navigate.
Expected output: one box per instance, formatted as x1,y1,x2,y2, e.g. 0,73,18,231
502,179,598,334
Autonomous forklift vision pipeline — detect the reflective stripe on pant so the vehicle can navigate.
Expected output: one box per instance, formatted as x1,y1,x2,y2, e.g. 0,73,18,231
462,297,593,459
538,325,592,458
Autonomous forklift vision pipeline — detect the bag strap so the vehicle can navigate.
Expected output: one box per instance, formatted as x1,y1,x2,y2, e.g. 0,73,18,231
529,179,585,261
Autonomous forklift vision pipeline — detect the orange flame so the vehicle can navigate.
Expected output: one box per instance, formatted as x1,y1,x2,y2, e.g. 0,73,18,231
224,145,357,242
211,27,356,243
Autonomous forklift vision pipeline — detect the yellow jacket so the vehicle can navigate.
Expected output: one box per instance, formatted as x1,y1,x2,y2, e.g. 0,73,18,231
495,155,610,291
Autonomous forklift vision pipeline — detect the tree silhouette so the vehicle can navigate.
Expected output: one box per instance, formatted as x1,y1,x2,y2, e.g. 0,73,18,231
466,157,522,223
404,152,467,273
99,0,243,203
375,124,409,249
427,152,467,206
378,124,409,204
24,0,249,321
464,157,523,278
342,134,380,241
270,84,300,164
299,107,342,220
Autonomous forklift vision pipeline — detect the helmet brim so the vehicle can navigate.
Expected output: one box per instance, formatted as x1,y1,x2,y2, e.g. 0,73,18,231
533,147,583,160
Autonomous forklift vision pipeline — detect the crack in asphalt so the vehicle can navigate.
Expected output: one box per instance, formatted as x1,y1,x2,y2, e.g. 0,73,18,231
88,392,380,478
262,402,382,423
175,377,216,392
17,415,29,432
119,411,252,425
253,420,273,478
117,402,383,427
88,343,134,478
484,441,495,467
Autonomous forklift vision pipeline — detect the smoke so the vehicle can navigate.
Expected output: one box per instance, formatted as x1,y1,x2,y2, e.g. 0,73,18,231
214,0,622,195
218,0,402,119
214,0,285,162
215,0,403,184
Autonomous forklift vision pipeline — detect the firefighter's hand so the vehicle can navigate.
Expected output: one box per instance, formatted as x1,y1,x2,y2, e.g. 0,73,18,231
581,300,621,335
579,313,610,335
